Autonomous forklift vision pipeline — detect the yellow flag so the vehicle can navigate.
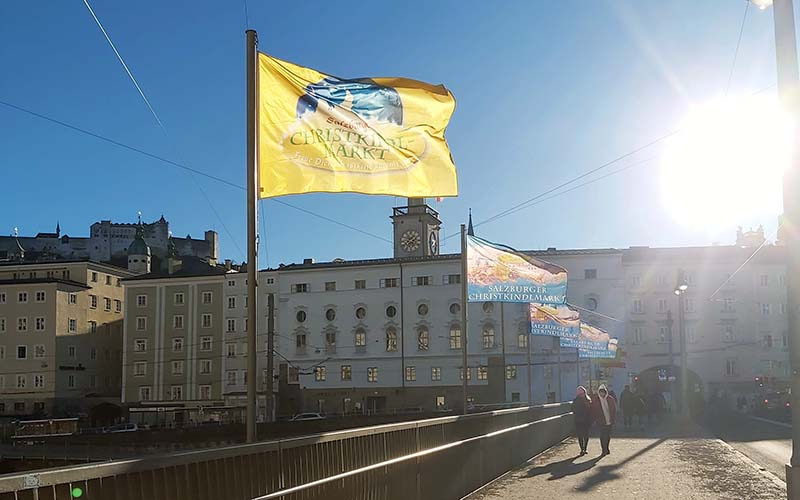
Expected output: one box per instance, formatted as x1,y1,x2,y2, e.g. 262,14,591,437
257,53,458,198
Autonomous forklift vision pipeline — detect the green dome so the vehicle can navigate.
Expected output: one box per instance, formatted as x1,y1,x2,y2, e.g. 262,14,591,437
128,224,150,256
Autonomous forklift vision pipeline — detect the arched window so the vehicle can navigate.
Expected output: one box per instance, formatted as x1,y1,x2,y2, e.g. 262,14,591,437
482,325,495,349
385,327,398,352
449,324,462,349
354,328,367,348
417,326,429,351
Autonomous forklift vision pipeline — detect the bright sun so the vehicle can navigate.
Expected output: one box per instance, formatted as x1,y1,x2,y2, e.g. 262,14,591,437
661,95,794,228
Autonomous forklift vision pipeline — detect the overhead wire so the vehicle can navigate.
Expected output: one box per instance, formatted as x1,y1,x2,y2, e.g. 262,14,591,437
725,1,750,96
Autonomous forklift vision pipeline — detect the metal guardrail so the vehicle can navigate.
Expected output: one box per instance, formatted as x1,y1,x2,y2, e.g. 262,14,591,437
0,402,573,500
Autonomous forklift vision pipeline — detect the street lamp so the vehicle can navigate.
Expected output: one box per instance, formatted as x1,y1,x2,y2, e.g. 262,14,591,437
749,1,800,497
674,270,689,418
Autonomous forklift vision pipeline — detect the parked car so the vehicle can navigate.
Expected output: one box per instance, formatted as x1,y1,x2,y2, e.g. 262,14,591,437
108,423,147,433
288,413,326,422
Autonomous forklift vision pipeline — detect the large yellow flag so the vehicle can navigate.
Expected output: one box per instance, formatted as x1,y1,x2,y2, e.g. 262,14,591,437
257,53,458,198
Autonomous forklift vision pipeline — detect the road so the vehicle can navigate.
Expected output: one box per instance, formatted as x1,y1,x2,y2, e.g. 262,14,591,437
706,411,791,482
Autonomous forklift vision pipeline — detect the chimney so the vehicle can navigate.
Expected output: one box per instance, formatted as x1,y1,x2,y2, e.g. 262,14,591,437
225,259,232,271
205,230,219,261
303,258,314,265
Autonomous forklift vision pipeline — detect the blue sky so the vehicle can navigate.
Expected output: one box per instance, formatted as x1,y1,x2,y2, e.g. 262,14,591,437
0,1,793,266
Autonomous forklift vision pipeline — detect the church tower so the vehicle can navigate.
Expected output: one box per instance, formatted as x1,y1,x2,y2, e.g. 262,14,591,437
391,198,442,258
127,215,151,274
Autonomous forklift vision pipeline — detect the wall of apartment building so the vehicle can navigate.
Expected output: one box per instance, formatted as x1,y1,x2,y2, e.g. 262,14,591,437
122,277,225,406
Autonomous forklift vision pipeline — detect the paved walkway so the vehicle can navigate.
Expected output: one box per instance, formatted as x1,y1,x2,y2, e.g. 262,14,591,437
468,420,786,499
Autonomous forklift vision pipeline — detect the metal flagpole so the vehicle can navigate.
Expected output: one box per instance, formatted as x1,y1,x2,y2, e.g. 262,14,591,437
245,28,259,443
527,324,533,405
576,348,580,388
460,224,469,414
556,338,562,402
266,293,275,422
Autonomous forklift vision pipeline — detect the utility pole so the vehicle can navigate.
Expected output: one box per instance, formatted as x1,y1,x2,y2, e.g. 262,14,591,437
666,310,675,414
245,28,259,443
460,224,469,414
266,293,275,422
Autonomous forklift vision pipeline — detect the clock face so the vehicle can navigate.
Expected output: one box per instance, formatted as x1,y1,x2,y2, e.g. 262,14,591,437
429,231,439,255
400,230,421,252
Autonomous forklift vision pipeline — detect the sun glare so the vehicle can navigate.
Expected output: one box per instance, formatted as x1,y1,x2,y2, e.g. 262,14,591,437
661,96,794,228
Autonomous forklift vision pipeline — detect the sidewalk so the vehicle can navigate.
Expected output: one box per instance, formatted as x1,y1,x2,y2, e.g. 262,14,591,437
468,420,786,499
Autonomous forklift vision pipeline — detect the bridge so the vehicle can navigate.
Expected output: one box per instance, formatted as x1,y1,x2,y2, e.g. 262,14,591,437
0,404,788,499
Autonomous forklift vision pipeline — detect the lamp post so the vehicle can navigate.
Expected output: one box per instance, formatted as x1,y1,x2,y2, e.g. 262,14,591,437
666,310,675,414
749,1,800,496
674,270,689,418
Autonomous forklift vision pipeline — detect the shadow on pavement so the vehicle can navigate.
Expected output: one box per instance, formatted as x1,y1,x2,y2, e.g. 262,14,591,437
574,437,667,492
525,455,603,481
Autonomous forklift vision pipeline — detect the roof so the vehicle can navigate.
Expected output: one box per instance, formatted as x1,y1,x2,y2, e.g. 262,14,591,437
0,258,134,275
0,278,90,290
621,244,785,264
122,256,229,282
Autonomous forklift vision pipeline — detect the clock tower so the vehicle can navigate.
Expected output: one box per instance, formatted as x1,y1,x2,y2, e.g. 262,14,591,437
391,198,442,258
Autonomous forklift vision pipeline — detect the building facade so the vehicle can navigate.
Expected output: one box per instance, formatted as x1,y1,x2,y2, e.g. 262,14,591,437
0,260,133,423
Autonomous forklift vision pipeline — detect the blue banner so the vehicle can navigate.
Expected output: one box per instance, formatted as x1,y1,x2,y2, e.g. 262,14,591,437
466,235,567,304
530,303,580,338
579,338,619,359
560,323,614,351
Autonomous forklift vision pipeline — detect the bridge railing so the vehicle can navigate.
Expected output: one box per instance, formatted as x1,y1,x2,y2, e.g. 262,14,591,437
0,402,573,500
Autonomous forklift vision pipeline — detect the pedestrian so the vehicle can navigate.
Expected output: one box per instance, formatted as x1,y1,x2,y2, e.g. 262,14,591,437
572,385,593,455
619,385,635,430
636,391,647,430
592,384,617,455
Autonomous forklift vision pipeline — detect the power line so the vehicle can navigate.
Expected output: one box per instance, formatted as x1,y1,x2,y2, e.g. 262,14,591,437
726,1,750,96
708,225,780,300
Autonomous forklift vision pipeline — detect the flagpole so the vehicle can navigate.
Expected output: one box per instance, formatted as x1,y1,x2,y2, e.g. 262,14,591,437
460,224,469,415
527,325,532,405
245,28,259,443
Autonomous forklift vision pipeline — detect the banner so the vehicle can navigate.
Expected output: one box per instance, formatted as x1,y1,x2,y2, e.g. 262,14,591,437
466,235,567,304
257,53,458,198
579,338,619,359
530,303,580,338
560,323,613,350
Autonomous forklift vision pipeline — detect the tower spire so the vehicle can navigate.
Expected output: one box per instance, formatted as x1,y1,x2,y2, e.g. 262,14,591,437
467,208,475,236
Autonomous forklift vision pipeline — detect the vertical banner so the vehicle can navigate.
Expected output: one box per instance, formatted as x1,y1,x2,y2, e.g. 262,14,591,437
466,235,567,303
529,303,580,338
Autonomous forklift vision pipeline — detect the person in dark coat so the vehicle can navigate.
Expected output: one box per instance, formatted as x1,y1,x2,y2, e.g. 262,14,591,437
619,385,635,430
592,384,617,455
572,386,593,455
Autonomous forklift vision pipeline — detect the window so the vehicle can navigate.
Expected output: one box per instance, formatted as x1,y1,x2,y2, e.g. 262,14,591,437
445,274,461,285
325,331,336,347
511,393,521,403
228,297,236,309
367,367,378,382
683,297,695,313
417,303,429,316
139,386,152,401
202,314,212,328
174,293,185,305
90,294,98,310
68,293,77,304
134,362,147,376
199,385,212,400
341,365,352,381
762,335,773,349
226,370,237,385
326,308,336,321
761,303,771,316
91,272,98,282
506,365,517,380
405,366,417,381
244,297,248,309
172,337,184,352
325,281,337,291
460,367,472,380
296,310,307,323
296,333,307,349
17,375,27,388
227,318,236,333
477,366,488,380
68,345,76,359
200,336,213,351
417,326,429,351
289,367,300,383
586,297,598,311
202,291,213,304
134,339,147,352
722,298,735,312
380,278,397,288
105,275,112,285
686,325,697,344
115,299,122,312
354,328,366,347
722,324,735,342
266,277,275,284
355,307,366,320
172,360,184,376
136,317,146,331
90,347,96,360
34,374,44,389
386,327,398,351
0,293,5,303
67,375,75,388
35,291,45,302
35,317,45,331
584,269,597,279
781,303,788,315
385,305,397,318
17,317,27,332
449,324,462,349
482,302,494,314
413,276,430,286
632,326,644,344
171,315,184,330
658,326,669,344
104,297,111,311
291,283,309,293
170,386,183,400
354,279,366,289
725,359,737,377
34,345,45,358
431,367,442,381
315,366,327,381
543,366,553,379
632,299,644,314
136,295,146,307
449,303,461,315
228,280,236,287
227,343,237,357
657,299,667,314
517,333,529,348
760,274,769,287
0,318,4,332
482,325,495,348
632,275,641,287
18,292,28,303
